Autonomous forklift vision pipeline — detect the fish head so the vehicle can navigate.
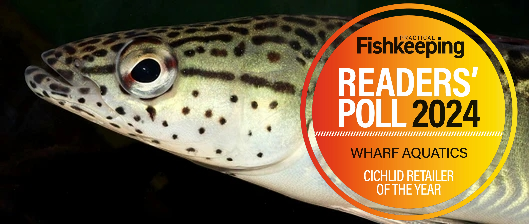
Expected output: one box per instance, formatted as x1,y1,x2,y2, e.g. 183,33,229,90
24,25,306,172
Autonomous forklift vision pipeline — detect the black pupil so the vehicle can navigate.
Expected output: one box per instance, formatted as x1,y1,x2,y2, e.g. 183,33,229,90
131,59,161,83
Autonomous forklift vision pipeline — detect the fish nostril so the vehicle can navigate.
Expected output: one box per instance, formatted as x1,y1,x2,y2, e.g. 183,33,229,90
74,58,83,68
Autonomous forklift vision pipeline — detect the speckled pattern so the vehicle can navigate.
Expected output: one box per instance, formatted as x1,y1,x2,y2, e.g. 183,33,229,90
23,15,529,223
24,15,364,169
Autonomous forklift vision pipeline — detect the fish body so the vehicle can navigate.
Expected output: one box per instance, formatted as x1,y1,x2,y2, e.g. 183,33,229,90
24,15,529,223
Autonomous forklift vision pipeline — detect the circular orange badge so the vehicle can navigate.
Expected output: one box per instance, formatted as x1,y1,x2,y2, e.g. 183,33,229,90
300,3,517,220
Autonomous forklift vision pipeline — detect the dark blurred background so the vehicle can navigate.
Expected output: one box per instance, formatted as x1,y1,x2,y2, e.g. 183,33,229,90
0,0,528,223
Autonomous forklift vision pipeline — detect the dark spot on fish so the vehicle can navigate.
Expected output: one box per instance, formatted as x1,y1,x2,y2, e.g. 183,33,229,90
82,55,95,62
257,152,263,158
146,106,156,121
162,120,168,127
78,98,85,103
42,91,50,98
196,46,205,53
203,27,220,32
33,74,47,84
295,28,317,46
289,41,301,51
269,101,278,109
216,149,222,154
49,83,71,93
152,140,160,144
102,38,119,45
181,68,235,81
63,45,76,54
318,31,326,42
172,134,178,139
210,48,228,57
182,107,190,115
302,49,314,59
46,58,58,66
184,50,195,57
331,36,345,49
115,107,126,115
251,101,258,109
199,127,205,134
255,21,277,30
187,148,196,152
100,85,107,95
79,88,90,94
240,74,296,94
110,123,120,128
136,129,143,134
205,110,212,118
64,57,73,65
185,28,199,34
111,43,125,53
96,102,102,107
251,35,286,45
219,117,226,125
267,126,272,132
281,25,292,32
226,26,249,35
192,90,199,97
82,46,97,52
227,158,233,161
92,49,108,57
234,42,245,57
78,38,101,47
167,32,180,38
29,81,37,88
267,52,281,63
230,95,238,103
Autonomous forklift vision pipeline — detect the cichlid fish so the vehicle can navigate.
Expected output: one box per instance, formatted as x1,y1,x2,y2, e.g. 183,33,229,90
23,15,529,223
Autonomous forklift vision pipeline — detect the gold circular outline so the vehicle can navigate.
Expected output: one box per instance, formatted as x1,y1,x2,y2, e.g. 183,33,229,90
299,3,517,220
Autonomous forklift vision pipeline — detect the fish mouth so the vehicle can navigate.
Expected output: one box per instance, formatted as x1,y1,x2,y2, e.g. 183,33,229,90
24,49,113,125
25,49,96,99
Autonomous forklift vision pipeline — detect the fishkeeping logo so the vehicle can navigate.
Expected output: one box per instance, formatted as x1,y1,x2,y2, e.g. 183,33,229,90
300,3,517,221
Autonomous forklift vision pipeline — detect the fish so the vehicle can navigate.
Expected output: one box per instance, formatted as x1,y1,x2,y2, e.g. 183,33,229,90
23,15,529,223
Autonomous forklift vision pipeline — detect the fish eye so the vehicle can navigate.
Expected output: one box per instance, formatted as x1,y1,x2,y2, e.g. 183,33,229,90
116,36,178,99
131,59,161,83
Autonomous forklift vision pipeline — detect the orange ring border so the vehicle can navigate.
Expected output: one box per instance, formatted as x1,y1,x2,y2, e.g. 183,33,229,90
299,3,517,220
